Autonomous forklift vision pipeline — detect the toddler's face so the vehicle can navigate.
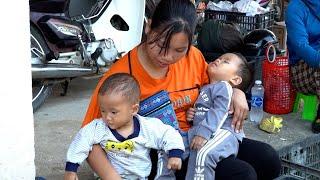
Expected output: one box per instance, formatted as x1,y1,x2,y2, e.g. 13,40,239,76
207,53,242,83
98,92,137,131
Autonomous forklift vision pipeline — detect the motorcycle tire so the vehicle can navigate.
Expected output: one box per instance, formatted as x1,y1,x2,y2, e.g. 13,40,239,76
30,25,53,112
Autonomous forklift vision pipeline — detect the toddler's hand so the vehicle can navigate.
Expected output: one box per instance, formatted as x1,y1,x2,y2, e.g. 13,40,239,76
197,2,206,11
167,157,182,170
186,107,196,122
190,135,208,150
64,171,78,180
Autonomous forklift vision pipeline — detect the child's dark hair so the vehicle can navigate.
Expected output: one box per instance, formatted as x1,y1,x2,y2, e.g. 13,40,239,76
98,73,141,104
148,0,197,55
233,53,253,92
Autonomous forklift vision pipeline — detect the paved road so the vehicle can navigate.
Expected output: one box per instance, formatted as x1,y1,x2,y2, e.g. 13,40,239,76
34,77,99,179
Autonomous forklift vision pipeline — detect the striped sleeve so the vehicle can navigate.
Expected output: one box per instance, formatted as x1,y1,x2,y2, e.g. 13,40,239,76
66,120,106,169
140,116,185,155
195,81,233,140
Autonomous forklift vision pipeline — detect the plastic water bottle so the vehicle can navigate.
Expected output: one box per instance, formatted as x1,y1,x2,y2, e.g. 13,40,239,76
250,80,264,124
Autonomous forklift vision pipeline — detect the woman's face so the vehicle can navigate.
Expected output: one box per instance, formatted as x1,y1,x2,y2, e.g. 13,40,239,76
145,32,189,68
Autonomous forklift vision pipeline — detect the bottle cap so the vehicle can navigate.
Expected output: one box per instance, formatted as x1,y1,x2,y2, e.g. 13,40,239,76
255,80,262,85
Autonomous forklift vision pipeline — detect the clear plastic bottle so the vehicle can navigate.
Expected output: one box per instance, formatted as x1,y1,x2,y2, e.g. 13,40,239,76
250,80,264,124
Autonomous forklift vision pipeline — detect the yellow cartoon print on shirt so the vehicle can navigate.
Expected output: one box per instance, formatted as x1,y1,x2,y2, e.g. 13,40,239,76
105,140,134,153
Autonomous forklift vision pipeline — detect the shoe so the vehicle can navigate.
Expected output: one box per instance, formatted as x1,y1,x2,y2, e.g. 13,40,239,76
259,116,283,134
312,118,320,133
35,177,46,180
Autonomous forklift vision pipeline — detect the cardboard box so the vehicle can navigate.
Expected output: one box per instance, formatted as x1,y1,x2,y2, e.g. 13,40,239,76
272,21,287,50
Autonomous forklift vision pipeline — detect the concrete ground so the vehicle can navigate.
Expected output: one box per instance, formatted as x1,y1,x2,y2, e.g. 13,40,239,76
34,77,318,180
34,77,98,179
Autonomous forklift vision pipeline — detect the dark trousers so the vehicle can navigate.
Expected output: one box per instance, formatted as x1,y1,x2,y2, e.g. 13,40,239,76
149,138,281,180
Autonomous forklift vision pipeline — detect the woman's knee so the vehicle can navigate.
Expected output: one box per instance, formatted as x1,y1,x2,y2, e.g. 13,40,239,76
215,156,257,180
240,164,257,180
239,139,281,179
262,144,281,166
240,138,280,166
246,140,281,179
87,145,108,169
258,143,281,178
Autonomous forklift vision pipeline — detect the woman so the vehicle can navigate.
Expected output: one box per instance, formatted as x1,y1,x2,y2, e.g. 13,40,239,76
82,0,281,179
286,0,320,133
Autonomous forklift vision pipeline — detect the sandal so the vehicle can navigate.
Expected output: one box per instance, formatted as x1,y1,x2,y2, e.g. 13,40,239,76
259,116,283,134
312,118,320,133
35,177,46,180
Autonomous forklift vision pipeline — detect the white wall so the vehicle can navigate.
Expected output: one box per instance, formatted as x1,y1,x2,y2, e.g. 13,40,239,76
0,1,35,179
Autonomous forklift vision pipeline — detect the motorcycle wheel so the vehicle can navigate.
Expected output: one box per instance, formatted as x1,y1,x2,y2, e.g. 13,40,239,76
30,25,53,112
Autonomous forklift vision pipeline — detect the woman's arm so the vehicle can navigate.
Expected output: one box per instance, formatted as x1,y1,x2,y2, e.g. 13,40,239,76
229,88,249,132
285,2,320,67
87,145,122,180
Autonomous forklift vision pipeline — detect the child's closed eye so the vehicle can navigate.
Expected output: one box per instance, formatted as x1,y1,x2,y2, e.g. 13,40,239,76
223,60,230,64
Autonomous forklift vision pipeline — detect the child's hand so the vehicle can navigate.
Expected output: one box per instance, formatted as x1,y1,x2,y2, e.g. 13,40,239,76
64,171,78,180
186,107,196,122
197,2,206,11
190,135,208,150
167,157,182,170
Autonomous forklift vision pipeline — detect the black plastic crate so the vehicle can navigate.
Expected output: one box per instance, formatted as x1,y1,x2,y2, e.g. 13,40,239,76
204,9,275,32
278,135,320,180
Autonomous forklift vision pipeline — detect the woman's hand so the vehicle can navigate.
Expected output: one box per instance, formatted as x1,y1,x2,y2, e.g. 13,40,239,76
190,135,208,151
186,107,196,122
229,88,249,132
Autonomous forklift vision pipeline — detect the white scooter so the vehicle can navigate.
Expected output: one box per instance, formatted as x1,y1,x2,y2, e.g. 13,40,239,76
30,0,146,111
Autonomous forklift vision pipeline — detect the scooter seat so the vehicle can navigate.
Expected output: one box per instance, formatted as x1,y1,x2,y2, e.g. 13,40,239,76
30,0,65,13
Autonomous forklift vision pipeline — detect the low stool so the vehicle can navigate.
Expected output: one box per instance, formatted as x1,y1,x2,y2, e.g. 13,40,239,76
293,92,318,122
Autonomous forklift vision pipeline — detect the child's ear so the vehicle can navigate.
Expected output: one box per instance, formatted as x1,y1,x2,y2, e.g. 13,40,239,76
230,75,242,87
131,103,140,115
144,19,152,35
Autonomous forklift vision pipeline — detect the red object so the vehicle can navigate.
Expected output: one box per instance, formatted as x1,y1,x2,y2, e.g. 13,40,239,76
262,46,296,114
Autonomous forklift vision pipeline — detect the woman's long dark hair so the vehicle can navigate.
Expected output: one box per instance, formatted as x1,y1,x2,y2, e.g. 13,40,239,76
148,0,197,55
